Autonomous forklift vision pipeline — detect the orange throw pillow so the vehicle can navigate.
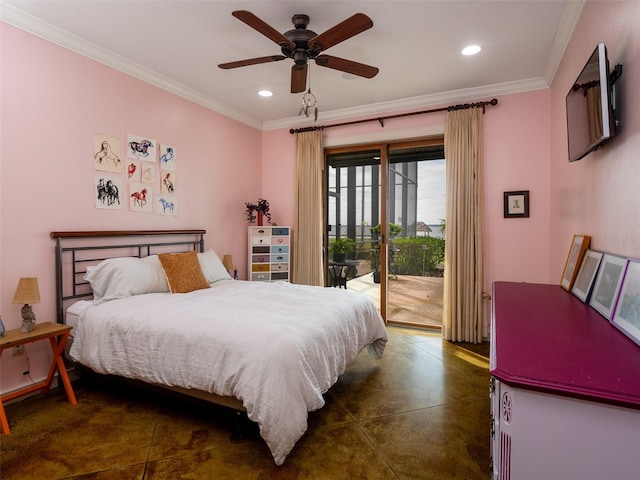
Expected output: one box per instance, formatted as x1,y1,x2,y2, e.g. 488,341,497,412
158,251,210,293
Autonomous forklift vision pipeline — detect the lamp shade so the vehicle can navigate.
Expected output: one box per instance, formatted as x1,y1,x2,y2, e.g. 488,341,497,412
222,254,234,272
12,277,41,305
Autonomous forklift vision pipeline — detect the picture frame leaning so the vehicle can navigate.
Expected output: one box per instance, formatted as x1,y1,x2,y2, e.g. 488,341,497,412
571,249,604,303
560,235,591,291
611,258,640,347
589,253,627,319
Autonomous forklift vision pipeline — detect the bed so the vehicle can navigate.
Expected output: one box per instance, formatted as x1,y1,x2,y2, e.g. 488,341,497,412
52,230,387,465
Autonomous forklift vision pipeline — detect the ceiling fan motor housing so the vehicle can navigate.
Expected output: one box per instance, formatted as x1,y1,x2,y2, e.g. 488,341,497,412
283,14,317,65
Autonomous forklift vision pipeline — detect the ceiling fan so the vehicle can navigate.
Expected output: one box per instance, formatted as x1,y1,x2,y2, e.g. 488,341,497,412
218,11,379,94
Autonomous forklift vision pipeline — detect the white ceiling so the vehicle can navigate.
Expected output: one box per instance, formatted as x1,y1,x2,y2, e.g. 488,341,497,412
1,1,584,130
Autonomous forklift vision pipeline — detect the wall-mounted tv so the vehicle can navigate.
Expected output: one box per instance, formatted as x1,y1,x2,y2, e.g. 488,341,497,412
566,43,616,162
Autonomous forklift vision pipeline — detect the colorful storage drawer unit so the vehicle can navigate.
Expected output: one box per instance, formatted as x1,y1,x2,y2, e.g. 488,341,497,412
247,226,291,283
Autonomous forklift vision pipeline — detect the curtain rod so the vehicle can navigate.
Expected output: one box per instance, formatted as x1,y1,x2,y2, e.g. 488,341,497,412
289,98,498,134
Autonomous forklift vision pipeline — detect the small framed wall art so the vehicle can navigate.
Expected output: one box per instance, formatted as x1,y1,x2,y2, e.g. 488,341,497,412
611,258,640,346
503,190,529,218
571,249,604,302
560,234,591,291
589,253,627,319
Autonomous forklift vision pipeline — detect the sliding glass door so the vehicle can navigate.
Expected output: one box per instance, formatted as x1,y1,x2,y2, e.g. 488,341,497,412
325,138,445,327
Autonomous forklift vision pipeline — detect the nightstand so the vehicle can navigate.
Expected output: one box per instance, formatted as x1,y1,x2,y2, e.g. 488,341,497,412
0,322,77,435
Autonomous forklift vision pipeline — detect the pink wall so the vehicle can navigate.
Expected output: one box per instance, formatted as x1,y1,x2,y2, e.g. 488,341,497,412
0,24,262,393
2,0,638,396
549,0,640,275
263,89,553,297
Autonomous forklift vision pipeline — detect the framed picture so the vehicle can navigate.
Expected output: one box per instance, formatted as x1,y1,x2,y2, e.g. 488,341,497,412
590,253,627,319
571,250,603,302
503,190,529,218
560,235,591,291
611,259,640,346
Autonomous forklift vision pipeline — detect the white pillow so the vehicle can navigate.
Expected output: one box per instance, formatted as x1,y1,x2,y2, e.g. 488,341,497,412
84,255,169,304
198,250,232,283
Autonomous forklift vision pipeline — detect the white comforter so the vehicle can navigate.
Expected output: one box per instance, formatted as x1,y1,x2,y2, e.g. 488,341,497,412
70,280,387,465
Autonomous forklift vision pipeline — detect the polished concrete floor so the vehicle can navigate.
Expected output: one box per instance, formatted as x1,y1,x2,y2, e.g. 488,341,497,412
0,327,491,480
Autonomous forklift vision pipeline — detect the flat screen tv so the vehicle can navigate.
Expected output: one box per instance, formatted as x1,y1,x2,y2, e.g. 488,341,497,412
566,43,616,162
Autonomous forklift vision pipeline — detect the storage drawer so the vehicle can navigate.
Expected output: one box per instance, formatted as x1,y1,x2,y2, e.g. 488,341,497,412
252,237,270,245
271,236,289,245
252,246,270,254
272,228,289,236
251,272,270,281
251,264,270,272
271,245,289,254
250,227,270,237
271,263,288,272
271,254,288,263
271,272,289,281
252,255,270,263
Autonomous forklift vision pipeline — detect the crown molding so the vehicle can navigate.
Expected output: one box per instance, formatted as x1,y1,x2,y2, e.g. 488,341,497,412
2,3,566,133
262,76,549,131
0,4,262,129
542,0,585,84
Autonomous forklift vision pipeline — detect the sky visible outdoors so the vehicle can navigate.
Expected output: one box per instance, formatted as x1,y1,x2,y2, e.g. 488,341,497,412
417,159,446,225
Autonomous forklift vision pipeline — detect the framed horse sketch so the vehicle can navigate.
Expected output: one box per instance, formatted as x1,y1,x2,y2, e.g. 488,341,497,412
129,182,153,213
160,144,177,171
94,134,122,173
94,174,122,210
127,134,157,162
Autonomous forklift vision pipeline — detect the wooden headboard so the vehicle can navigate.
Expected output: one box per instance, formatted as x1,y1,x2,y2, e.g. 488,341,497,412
50,230,206,324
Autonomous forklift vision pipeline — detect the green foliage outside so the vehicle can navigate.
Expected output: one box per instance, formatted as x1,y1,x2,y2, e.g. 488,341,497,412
329,237,355,255
392,236,445,276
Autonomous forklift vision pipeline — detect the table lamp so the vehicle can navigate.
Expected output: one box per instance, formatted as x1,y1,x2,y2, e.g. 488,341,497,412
222,254,238,279
13,277,40,333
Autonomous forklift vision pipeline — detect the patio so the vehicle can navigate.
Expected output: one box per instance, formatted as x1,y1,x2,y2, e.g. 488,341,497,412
347,273,444,329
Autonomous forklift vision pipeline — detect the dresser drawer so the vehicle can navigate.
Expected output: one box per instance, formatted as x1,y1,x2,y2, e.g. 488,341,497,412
272,228,289,236
252,255,270,263
271,263,288,272
271,236,289,245
252,246,270,254
271,272,289,281
250,227,270,237
251,272,270,281
252,236,270,245
271,245,289,254
271,254,288,263
251,264,270,272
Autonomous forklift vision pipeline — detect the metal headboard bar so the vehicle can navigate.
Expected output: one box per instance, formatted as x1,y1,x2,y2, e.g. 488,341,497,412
51,230,206,324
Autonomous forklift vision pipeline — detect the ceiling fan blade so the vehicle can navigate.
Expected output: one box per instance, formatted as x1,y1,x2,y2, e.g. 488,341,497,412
315,55,379,78
232,10,295,49
308,13,373,52
218,55,286,69
291,64,307,93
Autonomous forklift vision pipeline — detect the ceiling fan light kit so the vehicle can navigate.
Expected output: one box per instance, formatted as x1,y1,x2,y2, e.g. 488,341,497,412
218,10,379,114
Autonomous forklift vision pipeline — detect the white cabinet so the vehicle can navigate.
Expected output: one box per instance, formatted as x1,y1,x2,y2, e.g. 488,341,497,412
247,226,290,282
490,282,640,480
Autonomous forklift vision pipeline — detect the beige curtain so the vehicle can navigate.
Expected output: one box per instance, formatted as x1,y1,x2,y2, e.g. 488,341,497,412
293,130,324,286
442,107,485,343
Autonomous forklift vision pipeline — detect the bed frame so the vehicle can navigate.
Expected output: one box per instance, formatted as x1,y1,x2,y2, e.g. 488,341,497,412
50,229,246,412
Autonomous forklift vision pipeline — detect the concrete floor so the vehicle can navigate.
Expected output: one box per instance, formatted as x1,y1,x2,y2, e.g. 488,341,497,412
1,326,491,479
347,274,444,328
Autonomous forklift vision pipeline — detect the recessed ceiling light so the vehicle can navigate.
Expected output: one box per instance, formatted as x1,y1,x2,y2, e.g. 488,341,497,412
258,89,273,97
461,45,481,56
